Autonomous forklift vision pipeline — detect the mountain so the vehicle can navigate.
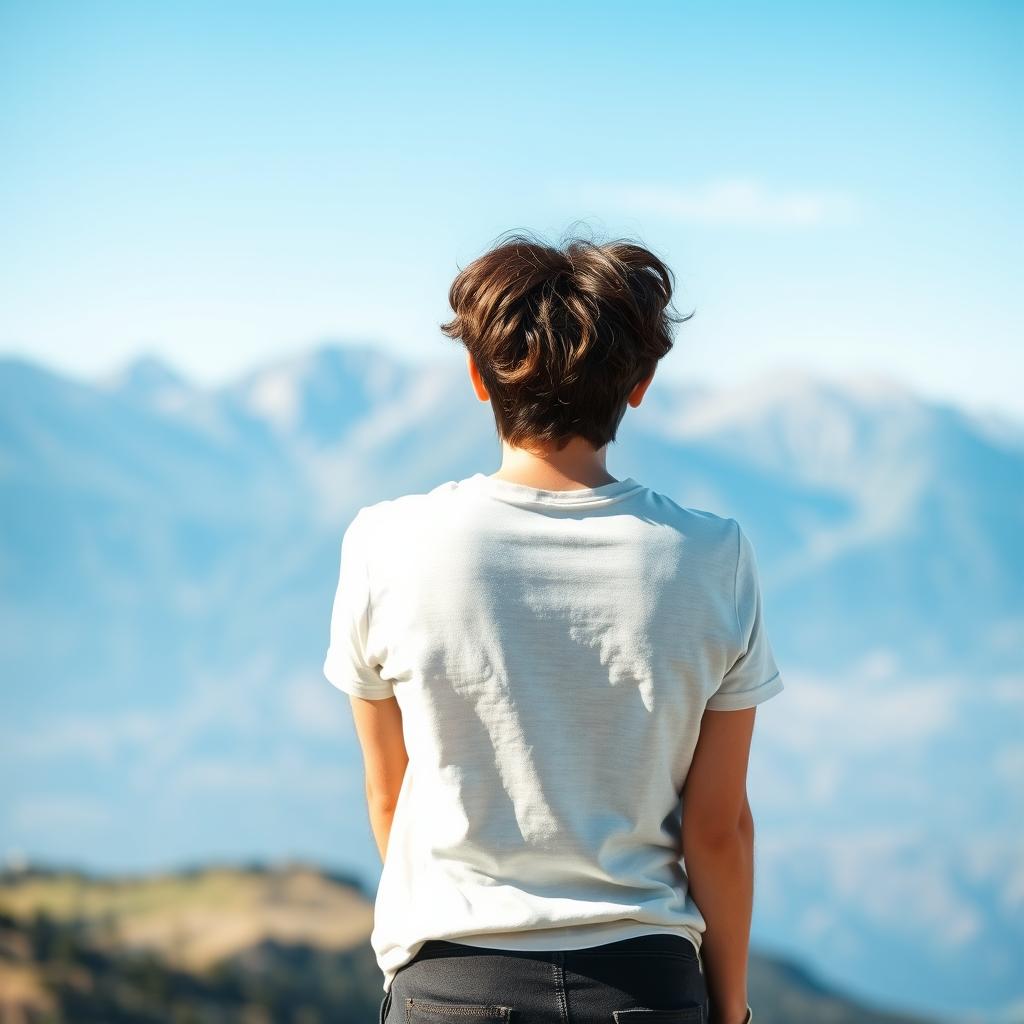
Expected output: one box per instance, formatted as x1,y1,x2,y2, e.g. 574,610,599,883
97,351,195,408
0,861,938,1024
1,343,1021,1023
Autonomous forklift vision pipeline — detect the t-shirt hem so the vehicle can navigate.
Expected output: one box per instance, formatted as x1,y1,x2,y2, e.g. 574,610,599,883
380,920,704,993
442,920,703,954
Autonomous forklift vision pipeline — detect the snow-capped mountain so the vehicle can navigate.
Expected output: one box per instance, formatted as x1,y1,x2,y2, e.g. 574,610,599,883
1,342,1021,1023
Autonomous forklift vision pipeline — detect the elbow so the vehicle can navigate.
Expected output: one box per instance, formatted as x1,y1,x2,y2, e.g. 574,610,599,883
367,795,399,817
684,822,750,852
738,795,755,836
364,782,401,817
684,797,755,849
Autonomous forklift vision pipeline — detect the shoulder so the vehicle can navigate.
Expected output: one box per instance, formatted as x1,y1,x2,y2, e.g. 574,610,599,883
637,484,738,559
350,478,463,540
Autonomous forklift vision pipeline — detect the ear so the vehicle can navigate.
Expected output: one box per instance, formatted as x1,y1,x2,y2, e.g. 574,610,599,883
467,351,490,402
627,368,656,408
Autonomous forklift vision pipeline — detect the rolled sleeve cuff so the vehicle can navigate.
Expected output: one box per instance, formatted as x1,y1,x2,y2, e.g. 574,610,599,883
705,670,784,711
323,656,395,701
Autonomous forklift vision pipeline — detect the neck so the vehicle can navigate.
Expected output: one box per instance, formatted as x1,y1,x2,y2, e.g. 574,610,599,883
492,437,616,490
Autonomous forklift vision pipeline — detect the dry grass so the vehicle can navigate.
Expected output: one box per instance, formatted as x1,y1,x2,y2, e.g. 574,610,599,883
0,863,373,972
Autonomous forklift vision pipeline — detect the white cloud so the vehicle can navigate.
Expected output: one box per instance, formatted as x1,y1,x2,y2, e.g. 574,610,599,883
11,795,111,832
575,177,863,228
763,828,988,948
282,672,349,738
992,745,1024,787
0,660,329,781
2,711,162,764
989,673,1024,704
171,748,357,799
766,668,959,754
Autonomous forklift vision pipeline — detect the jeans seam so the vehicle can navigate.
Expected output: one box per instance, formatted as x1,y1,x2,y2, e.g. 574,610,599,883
553,950,569,1024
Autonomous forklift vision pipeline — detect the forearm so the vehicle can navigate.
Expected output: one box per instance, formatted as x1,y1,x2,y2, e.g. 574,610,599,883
363,746,408,864
368,794,395,860
366,791,400,863
683,820,755,1024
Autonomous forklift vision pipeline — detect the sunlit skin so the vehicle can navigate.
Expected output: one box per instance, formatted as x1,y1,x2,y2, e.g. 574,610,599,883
346,352,755,1023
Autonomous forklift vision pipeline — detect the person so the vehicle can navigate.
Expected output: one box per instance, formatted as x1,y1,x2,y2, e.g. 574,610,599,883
323,229,782,1024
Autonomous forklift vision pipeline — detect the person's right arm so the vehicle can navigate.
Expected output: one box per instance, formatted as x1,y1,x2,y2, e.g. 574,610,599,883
681,705,759,1024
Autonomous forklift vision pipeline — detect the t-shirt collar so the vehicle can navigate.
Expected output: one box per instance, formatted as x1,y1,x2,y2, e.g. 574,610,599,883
464,472,644,508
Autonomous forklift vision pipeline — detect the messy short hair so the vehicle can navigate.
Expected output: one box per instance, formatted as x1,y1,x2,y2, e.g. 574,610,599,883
440,226,692,452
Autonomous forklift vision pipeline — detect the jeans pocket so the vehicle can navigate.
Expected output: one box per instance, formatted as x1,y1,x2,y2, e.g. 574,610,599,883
612,1008,705,1024
404,997,515,1022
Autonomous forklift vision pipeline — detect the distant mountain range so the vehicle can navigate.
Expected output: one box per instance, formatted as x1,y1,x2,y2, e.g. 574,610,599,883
1,343,1021,1024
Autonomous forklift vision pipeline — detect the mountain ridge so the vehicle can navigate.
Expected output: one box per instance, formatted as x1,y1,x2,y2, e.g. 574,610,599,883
1,341,1020,1022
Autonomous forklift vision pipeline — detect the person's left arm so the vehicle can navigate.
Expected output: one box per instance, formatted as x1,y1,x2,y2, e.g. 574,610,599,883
323,510,409,860
348,694,408,862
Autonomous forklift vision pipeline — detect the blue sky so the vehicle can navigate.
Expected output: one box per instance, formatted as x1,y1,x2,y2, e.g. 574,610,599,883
1,0,1020,417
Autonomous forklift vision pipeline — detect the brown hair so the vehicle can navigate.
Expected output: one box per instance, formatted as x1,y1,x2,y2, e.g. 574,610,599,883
440,226,693,452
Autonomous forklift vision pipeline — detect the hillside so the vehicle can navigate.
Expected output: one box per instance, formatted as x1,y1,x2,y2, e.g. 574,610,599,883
0,861,937,1024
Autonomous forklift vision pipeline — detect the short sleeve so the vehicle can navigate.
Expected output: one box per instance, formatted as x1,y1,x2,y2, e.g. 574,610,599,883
706,521,785,711
322,510,395,701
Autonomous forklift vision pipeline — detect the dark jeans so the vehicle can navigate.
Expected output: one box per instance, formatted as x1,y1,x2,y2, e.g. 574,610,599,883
380,933,709,1024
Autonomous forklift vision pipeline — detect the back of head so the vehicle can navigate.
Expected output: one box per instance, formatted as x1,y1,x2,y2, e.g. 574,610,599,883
440,227,693,452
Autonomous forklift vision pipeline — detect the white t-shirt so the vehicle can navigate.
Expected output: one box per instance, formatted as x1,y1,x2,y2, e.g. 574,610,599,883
323,472,785,993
